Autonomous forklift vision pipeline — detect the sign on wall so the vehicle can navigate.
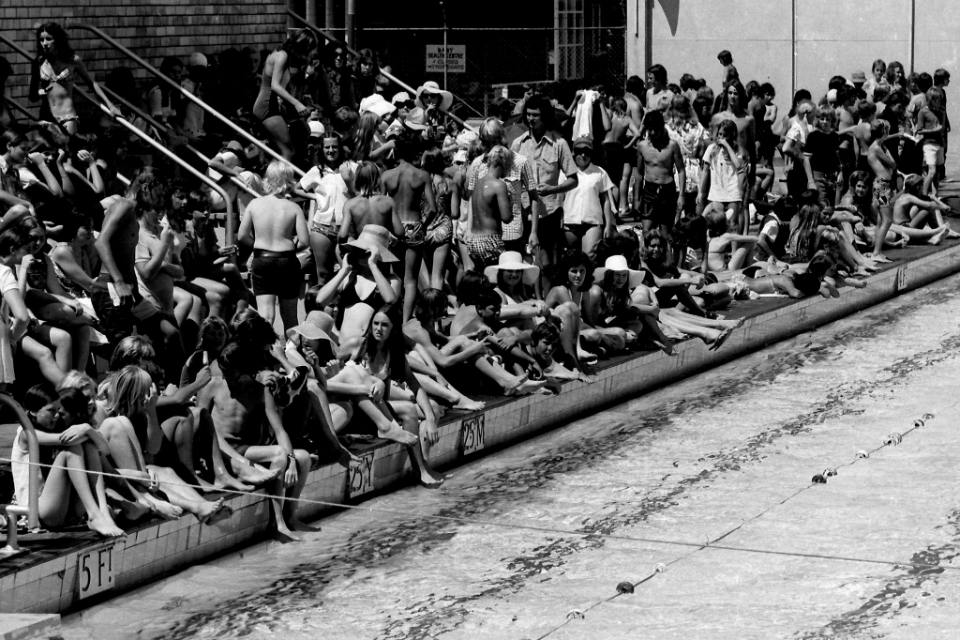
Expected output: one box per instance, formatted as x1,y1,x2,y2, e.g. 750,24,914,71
426,45,466,73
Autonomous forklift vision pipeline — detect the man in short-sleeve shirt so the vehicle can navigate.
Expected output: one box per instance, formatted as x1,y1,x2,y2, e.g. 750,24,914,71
466,151,536,249
511,95,577,268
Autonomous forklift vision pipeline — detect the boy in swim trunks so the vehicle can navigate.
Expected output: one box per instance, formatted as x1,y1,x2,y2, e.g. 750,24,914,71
468,146,513,269
866,120,898,262
382,131,436,322
636,110,686,238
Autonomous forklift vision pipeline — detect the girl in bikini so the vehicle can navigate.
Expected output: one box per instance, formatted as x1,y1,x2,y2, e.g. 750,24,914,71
252,29,316,161
29,23,120,135
705,210,758,273
421,148,454,291
545,250,616,367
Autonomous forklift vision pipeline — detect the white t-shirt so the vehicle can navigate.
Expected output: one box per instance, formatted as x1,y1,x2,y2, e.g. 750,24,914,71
300,162,357,228
208,151,240,182
703,143,745,203
563,164,614,225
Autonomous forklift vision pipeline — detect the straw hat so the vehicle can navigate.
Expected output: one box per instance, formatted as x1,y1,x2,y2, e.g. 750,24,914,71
343,224,399,263
359,94,396,118
593,255,645,289
483,251,540,286
291,311,335,344
415,81,453,111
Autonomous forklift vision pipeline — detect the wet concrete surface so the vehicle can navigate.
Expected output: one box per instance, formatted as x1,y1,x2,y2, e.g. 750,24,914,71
59,272,960,640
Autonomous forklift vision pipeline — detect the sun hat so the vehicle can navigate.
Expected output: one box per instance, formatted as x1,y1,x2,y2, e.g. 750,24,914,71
403,107,429,131
359,94,396,118
391,91,413,105
343,224,399,263
224,140,244,153
483,251,540,286
291,311,335,344
593,255,645,289
572,136,594,151
187,52,208,68
851,70,867,84
415,81,454,111
308,121,326,137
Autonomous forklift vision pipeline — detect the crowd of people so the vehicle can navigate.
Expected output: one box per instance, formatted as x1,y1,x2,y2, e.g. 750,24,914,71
0,24,955,542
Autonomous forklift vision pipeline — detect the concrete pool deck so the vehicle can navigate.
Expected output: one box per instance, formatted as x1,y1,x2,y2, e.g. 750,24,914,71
3,216,960,618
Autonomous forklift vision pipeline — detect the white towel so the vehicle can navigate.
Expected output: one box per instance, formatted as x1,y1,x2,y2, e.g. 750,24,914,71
573,90,599,140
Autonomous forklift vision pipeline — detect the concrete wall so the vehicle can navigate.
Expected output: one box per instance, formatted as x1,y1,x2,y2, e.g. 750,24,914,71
1,0,288,102
627,0,960,129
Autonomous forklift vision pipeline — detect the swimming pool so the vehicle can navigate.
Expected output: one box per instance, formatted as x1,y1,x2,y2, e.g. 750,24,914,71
61,272,960,640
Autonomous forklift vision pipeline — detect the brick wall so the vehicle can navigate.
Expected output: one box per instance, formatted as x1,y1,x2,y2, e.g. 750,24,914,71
1,0,288,106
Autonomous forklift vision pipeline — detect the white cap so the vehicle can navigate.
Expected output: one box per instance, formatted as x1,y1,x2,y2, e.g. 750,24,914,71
391,91,412,104
308,121,326,137
359,94,396,118
826,89,838,104
188,52,208,68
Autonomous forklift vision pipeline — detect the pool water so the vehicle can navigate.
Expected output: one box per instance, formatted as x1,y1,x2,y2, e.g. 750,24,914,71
61,273,960,640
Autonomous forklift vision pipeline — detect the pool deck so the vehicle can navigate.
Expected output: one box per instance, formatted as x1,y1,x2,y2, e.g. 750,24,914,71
3,214,960,618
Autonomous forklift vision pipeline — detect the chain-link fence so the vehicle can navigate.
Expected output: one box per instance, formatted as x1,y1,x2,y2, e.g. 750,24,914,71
329,26,626,119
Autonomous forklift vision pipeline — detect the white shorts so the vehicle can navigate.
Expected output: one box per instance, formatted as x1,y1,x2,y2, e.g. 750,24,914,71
923,143,944,167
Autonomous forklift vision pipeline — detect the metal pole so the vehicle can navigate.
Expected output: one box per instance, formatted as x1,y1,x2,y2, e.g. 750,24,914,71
643,0,652,74
791,0,797,97
909,0,916,74
305,0,317,27
68,23,304,177
345,0,356,48
324,0,335,31
440,1,448,91
554,0,561,81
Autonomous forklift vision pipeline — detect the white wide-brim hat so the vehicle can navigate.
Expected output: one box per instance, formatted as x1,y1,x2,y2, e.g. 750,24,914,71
416,81,454,112
593,255,645,289
484,251,540,286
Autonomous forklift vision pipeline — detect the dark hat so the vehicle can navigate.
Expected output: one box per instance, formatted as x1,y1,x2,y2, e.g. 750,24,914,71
572,136,594,151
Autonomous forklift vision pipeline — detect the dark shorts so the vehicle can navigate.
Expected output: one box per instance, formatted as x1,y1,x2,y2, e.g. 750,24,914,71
602,142,626,178
873,177,894,208
640,181,678,226
251,249,301,298
401,220,426,249
465,234,505,267
311,221,339,242
91,277,155,345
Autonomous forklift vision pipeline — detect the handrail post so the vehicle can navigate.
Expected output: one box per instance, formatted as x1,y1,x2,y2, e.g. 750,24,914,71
67,23,304,178
286,10,480,129
96,84,260,201
78,89,236,248
0,393,42,556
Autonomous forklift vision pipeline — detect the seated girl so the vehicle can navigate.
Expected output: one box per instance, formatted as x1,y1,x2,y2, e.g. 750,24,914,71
590,255,675,355
349,305,446,488
640,230,711,316
544,251,617,366
14,384,124,536
704,210,758,273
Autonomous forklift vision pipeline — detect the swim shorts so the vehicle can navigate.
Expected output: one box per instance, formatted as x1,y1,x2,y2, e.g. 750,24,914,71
465,234,505,267
401,220,426,249
640,181,678,226
311,221,339,241
873,177,894,208
425,214,452,246
922,143,944,167
250,249,301,298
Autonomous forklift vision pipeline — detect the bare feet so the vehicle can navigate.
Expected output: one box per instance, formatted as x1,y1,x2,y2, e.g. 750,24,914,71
652,340,675,356
927,226,950,245
709,328,732,352
418,470,445,489
198,500,234,526
273,527,302,543
111,496,151,522
290,517,321,533
453,397,485,411
88,513,125,538
377,421,419,446
151,499,183,519
506,378,548,396
213,473,254,493
234,462,281,486
867,253,893,263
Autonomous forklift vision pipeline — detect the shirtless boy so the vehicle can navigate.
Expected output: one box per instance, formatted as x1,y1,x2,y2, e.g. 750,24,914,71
239,163,308,334
198,341,314,542
382,131,436,323
338,161,405,242
866,120,898,262
468,146,513,269
93,169,181,368
636,110,686,237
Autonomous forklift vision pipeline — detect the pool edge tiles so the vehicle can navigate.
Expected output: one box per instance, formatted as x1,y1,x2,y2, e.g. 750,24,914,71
3,241,960,615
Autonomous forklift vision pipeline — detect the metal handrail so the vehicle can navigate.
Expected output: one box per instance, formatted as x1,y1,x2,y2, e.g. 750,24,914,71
75,86,237,247
67,23,304,178
98,85,260,200
4,96,38,123
0,32,31,62
0,393,41,555
286,10,480,129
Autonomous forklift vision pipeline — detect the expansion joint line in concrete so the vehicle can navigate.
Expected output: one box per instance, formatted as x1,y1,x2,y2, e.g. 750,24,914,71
532,401,958,640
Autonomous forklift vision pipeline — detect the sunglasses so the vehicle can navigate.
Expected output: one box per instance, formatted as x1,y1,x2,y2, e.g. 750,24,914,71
394,100,415,109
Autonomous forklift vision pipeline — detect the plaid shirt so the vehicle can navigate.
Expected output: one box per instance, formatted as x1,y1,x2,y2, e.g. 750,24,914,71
467,152,536,241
